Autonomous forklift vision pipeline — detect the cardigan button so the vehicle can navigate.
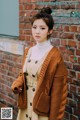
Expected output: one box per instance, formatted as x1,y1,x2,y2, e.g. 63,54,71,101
24,72,28,76
30,102,32,106
32,88,35,92
29,117,31,120
26,85,28,90
32,74,35,77
26,114,28,117
26,72,28,76
19,73,22,76
28,59,31,62
35,60,38,64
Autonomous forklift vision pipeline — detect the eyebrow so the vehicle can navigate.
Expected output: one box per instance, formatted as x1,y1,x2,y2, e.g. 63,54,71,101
33,25,47,27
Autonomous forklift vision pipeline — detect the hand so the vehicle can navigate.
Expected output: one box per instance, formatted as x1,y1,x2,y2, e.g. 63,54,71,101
13,87,22,94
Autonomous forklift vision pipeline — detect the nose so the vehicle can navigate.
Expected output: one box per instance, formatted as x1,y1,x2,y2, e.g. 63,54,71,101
36,28,40,34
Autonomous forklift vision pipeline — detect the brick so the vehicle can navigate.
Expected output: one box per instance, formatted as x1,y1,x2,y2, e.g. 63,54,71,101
63,26,69,32
25,23,31,29
78,87,80,93
70,85,77,93
77,73,80,80
51,38,60,46
61,4,70,10
78,26,80,32
76,4,80,9
61,39,67,46
63,53,69,61
60,33,74,39
78,102,80,109
52,31,59,38
1,64,9,69
68,41,77,48
53,25,63,31
19,35,25,40
0,92,16,105
64,111,70,119
67,48,75,55
25,4,37,10
76,49,80,56
19,11,25,17
73,64,80,72
74,109,80,116
24,30,31,35
75,34,80,41
51,4,61,9
0,103,6,107
66,105,72,114
68,99,76,108
19,0,31,3
72,80,80,86
69,70,76,78
20,29,25,35
30,10,37,16
70,115,78,120
70,56,77,63
68,77,73,84
70,26,77,32
19,0,24,3
31,0,37,2
25,36,31,41
78,57,80,64
78,42,80,49
19,4,24,10
24,4,32,10
19,23,25,29
26,0,31,2
0,68,7,75
65,62,73,69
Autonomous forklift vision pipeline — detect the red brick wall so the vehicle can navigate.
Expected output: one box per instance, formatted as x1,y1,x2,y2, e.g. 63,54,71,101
0,51,22,120
19,0,80,120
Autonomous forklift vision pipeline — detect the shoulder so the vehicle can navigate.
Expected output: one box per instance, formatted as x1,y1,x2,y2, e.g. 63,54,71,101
24,46,32,54
51,47,62,58
25,45,36,52
24,45,36,56
50,46,64,65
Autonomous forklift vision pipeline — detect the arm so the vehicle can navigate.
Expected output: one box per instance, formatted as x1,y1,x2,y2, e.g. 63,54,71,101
11,74,24,94
11,47,29,94
49,57,68,120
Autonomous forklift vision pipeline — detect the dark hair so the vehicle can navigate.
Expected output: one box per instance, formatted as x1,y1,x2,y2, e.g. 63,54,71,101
31,7,54,30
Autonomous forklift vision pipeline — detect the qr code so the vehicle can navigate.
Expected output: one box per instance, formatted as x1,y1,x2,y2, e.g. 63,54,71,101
1,107,13,119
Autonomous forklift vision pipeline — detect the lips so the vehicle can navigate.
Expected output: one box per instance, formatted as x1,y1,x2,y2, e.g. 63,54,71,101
35,36,40,38
35,36,40,37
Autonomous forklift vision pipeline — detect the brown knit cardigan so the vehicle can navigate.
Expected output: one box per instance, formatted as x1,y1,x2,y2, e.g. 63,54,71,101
11,47,68,120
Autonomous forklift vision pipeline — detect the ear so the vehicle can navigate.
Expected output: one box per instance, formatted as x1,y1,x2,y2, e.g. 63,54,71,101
48,29,53,35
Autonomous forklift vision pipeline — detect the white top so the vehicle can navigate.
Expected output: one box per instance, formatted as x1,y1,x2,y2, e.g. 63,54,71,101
23,40,53,73
30,40,53,60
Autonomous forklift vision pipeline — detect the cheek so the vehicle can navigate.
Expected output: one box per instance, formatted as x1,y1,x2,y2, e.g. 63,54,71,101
32,29,35,36
42,31,48,37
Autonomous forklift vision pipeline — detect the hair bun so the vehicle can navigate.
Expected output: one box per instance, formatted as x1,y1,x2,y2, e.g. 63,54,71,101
40,7,52,15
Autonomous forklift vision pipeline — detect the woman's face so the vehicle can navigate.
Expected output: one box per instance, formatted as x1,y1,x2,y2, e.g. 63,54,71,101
32,19,50,43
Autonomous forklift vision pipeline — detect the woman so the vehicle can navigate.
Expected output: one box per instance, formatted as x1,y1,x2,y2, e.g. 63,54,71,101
11,7,68,120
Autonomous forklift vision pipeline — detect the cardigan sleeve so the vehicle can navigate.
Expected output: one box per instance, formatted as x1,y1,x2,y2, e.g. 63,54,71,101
11,47,29,94
11,73,24,93
49,57,68,120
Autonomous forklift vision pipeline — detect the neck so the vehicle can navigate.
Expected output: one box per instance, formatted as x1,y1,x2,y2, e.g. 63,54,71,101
36,40,51,48
31,39,53,60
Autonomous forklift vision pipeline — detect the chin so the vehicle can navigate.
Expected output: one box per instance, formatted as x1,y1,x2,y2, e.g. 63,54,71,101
35,39,42,43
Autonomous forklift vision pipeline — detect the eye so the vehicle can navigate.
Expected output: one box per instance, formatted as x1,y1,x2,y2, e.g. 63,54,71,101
41,28,45,30
32,26,36,29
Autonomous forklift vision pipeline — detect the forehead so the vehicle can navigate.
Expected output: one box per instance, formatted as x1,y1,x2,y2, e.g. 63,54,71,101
33,19,47,27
